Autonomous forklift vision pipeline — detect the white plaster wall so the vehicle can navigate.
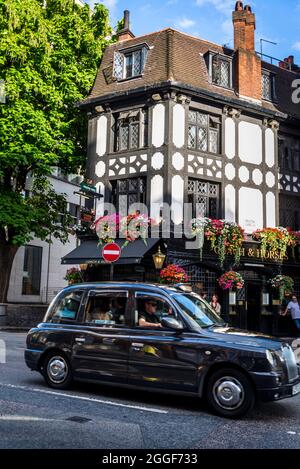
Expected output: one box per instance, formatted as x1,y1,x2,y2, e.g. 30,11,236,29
265,128,275,168
171,175,184,224
266,192,276,228
225,117,236,159
225,184,236,222
96,115,107,157
172,152,184,171
150,175,164,221
172,104,185,149
239,121,262,165
152,104,165,148
239,187,263,233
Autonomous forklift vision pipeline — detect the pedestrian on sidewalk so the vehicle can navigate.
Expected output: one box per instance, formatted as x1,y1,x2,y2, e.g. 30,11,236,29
210,294,221,315
283,295,300,337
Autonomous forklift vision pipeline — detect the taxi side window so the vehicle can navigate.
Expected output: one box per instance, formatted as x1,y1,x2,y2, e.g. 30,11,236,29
135,295,177,327
84,294,127,326
48,290,84,322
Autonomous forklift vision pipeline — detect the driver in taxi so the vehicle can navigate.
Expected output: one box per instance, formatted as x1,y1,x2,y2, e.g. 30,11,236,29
138,300,162,328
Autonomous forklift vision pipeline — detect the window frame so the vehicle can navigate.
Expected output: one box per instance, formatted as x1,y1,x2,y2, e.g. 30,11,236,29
113,44,148,82
45,289,85,323
114,108,148,152
22,245,43,296
187,109,220,154
261,69,276,102
208,52,233,90
187,178,221,219
111,176,147,214
82,290,130,328
133,291,182,329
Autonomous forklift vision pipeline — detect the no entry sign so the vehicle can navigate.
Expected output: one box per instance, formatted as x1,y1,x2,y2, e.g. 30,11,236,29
102,243,121,263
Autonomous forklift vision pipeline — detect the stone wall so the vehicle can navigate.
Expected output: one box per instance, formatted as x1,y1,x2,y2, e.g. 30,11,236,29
2,304,48,328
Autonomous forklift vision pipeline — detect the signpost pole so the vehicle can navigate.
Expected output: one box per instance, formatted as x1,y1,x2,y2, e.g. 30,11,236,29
110,263,114,281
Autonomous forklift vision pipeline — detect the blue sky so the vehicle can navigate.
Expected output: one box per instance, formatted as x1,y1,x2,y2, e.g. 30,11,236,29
93,0,300,65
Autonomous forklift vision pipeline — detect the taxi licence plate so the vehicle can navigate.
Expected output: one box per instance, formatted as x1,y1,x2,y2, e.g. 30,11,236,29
293,383,300,396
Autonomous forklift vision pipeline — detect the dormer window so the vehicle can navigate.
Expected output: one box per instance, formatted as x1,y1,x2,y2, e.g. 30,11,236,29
262,70,276,101
113,45,148,81
207,52,233,89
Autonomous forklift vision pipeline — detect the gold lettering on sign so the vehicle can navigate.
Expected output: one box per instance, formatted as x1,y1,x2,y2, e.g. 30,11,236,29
248,249,255,257
242,248,289,261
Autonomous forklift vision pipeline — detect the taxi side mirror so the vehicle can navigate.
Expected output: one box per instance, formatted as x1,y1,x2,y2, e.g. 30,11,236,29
161,316,184,331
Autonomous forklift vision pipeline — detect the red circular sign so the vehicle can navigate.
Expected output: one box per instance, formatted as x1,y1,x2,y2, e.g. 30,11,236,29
102,243,121,263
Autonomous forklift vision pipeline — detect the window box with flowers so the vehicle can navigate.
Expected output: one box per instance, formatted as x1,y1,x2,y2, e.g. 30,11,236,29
159,264,189,285
269,275,294,301
191,218,246,266
64,267,83,285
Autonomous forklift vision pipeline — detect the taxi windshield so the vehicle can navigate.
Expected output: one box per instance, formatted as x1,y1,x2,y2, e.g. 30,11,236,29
172,292,225,328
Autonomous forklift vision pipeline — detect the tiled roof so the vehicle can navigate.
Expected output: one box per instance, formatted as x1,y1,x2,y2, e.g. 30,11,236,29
82,28,300,120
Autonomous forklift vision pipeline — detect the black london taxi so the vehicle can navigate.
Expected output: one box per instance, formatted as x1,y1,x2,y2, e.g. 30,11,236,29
25,282,300,418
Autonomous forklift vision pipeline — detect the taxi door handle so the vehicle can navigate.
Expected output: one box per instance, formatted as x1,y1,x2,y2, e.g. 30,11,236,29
75,337,86,343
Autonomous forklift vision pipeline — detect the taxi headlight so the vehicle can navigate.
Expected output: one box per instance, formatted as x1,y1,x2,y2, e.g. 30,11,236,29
266,350,284,368
266,350,276,367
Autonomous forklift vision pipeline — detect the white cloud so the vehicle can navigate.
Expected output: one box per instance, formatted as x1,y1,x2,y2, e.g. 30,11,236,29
195,0,234,15
293,42,300,52
176,17,196,29
101,0,118,9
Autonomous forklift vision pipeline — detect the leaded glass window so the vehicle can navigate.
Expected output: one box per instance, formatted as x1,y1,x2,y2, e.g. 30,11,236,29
116,109,148,152
188,179,220,219
211,54,232,88
262,71,275,101
188,110,220,154
111,177,147,215
113,46,148,80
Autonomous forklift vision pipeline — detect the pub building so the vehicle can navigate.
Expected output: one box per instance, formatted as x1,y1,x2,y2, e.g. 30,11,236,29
62,2,300,336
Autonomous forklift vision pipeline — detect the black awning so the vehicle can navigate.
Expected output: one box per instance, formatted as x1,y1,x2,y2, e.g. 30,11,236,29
61,238,160,265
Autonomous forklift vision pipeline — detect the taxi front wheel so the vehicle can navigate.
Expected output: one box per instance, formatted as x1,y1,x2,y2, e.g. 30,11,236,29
42,352,73,389
206,368,255,418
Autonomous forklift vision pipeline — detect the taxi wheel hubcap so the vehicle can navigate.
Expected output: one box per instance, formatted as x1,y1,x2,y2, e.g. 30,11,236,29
47,356,68,384
212,376,245,410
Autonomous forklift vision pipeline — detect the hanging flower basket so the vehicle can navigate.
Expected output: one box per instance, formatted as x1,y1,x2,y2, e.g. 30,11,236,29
191,218,245,267
64,267,83,285
92,214,120,245
159,264,189,285
252,227,297,259
120,213,155,249
269,275,294,301
218,271,244,291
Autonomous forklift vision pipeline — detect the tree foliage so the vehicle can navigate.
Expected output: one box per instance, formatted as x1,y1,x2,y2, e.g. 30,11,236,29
0,0,114,247
0,0,115,301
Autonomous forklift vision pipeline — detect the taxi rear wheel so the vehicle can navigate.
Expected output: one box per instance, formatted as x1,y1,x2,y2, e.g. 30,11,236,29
42,352,73,389
206,368,255,418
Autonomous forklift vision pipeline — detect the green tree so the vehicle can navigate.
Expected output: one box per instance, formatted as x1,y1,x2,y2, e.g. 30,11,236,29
0,0,114,302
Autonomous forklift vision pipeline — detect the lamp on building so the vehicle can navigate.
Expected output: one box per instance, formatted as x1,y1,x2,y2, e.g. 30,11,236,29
152,246,166,270
80,263,88,271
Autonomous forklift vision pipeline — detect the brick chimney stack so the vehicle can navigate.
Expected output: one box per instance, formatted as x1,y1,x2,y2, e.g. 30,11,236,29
117,10,135,42
233,2,262,102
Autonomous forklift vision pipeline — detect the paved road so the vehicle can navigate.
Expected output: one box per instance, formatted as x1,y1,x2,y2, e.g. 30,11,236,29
1,331,300,449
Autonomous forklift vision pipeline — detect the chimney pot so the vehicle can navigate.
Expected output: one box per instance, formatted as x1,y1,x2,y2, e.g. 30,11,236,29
124,10,130,30
235,1,243,11
288,55,294,64
244,5,252,13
